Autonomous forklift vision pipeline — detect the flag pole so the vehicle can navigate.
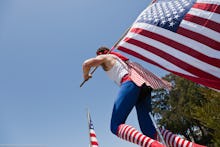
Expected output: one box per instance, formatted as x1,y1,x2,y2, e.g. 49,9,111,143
79,0,156,88
87,108,92,147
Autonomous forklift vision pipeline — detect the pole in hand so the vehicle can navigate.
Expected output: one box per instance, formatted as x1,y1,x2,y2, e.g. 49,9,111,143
79,27,130,88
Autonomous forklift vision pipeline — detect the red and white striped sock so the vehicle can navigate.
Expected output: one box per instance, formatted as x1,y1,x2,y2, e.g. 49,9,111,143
117,124,165,147
160,129,206,147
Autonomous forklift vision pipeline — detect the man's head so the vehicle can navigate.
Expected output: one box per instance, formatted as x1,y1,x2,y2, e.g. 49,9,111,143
96,46,129,61
96,46,110,55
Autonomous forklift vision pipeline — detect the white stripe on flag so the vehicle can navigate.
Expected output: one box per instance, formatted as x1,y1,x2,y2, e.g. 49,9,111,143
197,0,220,5
189,8,220,24
180,20,220,42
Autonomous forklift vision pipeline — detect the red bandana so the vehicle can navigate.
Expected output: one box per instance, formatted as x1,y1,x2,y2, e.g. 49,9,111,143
110,51,129,61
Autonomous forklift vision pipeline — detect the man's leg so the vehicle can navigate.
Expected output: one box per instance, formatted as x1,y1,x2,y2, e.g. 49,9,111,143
110,81,140,135
135,85,156,139
111,81,164,147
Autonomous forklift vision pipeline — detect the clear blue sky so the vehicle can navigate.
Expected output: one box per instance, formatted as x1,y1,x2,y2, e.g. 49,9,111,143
0,0,168,147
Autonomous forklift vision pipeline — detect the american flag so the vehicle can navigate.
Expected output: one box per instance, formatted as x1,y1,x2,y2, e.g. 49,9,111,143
117,0,220,91
87,111,99,147
127,61,172,90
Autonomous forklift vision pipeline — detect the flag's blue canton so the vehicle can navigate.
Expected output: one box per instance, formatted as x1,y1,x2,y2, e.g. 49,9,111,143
137,0,196,32
89,120,94,129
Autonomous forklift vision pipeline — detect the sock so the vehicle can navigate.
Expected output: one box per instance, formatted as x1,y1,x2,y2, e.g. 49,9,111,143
117,124,165,147
160,129,206,147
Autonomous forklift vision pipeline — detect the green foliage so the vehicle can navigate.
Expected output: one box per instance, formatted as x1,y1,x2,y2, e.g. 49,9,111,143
152,74,220,146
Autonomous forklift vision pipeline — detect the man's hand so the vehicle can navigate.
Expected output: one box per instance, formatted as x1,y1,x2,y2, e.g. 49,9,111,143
84,73,92,81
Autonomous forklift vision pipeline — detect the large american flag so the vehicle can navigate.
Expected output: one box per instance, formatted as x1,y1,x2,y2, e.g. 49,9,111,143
87,111,99,147
117,0,220,91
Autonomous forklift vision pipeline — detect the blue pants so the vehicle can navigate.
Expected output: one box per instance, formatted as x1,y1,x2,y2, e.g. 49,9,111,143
110,80,156,139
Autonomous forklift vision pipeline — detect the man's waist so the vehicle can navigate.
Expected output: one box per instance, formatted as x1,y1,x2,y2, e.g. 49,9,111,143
120,74,131,84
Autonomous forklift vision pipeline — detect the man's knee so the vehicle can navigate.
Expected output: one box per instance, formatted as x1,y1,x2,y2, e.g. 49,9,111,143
110,121,119,135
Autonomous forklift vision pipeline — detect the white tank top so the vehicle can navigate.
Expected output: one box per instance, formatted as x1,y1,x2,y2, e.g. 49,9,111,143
105,56,128,86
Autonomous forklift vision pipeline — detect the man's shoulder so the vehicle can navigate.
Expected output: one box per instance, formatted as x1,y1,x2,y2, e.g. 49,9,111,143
96,54,110,59
105,54,118,60
95,54,116,64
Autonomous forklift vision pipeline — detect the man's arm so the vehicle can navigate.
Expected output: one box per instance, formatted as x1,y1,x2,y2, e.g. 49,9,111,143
82,55,107,81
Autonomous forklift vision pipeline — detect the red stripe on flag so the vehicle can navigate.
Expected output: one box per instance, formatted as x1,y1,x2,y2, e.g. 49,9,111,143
132,131,138,143
136,133,142,145
91,142,99,146
129,129,136,142
118,46,164,69
172,71,220,91
130,28,220,68
176,138,181,147
167,132,172,145
182,139,187,147
123,37,219,80
125,126,132,140
177,27,220,51
171,135,175,147
141,136,147,146
193,3,220,13
164,130,169,143
184,13,220,33
186,141,191,147
90,133,97,137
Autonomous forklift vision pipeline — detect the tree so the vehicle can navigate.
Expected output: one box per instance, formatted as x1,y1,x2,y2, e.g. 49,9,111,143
152,74,220,146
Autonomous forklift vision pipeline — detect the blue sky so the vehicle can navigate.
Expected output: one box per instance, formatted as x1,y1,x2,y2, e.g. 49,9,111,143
0,0,168,147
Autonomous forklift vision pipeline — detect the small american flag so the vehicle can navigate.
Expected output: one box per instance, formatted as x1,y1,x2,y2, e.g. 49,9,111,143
127,61,172,90
87,111,99,147
117,0,220,91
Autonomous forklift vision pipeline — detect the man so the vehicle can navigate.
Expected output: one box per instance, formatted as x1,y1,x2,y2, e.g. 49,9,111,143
82,46,163,147
82,46,207,147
